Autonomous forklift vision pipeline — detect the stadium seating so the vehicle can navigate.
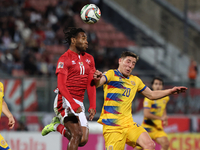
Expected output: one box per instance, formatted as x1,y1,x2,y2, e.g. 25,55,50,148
74,14,136,48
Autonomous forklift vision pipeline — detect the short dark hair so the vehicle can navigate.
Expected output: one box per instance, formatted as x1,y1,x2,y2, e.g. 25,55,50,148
121,51,139,61
151,77,164,85
63,27,85,45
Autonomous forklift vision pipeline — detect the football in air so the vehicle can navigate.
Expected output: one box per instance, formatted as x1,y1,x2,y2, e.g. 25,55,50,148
80,4,101,24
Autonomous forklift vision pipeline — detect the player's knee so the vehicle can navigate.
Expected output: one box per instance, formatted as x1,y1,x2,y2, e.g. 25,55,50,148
79,134,88,146
161,140,169,149
143,140,155,149
149,141,155,149
72,130,82,141
79,139,88,147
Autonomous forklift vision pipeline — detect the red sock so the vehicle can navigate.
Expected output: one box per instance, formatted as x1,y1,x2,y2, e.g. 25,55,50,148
56,124,66,136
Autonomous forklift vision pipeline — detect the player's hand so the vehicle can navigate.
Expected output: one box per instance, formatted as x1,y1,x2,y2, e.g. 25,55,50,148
8,115,15,129
161,115,168,121
93,70,102,81
76,107,82,113
163,120,168,126
89,108,96,121
171,86,187,94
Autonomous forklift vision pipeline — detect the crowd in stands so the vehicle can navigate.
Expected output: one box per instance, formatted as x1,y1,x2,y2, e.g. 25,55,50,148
0,0,118,77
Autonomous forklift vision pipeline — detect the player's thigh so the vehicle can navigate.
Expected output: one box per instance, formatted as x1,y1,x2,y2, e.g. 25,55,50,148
0,134,11,150
64,116,82,136
104,131,126,150
78,111,89,141
136,132,154,148
126,123,148,148
81,126,89,141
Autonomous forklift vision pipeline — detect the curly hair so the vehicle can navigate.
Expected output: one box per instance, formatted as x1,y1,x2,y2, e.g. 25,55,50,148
63,27,85,45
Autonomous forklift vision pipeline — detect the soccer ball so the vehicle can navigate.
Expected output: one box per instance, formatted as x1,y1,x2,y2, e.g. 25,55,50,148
80,4,101,24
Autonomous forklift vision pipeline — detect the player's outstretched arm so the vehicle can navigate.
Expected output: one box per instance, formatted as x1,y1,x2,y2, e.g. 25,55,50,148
2,99,15,129
93,70,102,81
94,72,106,88
141,86,187,100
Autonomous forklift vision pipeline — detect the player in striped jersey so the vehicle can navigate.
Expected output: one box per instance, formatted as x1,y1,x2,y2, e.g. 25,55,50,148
94,51,187,150
0,82,15,150
135,77,170,150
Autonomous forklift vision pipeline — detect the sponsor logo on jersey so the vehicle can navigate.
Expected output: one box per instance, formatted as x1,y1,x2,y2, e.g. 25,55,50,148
72,60,76,65
86,59,91,64
58,62,64,68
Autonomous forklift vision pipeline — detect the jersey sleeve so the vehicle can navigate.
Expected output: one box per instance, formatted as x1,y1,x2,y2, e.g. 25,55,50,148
143,97,152,109
166,96,170,103
0,82,4,98
55,56,69,75
103,70,113,84
137,77,146,92
89,56,96,74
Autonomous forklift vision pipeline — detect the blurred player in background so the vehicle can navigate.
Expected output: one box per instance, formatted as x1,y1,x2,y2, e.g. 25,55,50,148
0,82,15,150
41,28,98,150
135,77,169,150
94,51,187,150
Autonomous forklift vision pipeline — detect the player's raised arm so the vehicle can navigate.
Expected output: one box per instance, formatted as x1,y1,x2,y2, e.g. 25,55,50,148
93,70,106,88
141,86,187,100
94,75,106,88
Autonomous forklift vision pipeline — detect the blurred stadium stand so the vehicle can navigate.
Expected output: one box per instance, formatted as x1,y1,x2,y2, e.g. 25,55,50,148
0,0,200,135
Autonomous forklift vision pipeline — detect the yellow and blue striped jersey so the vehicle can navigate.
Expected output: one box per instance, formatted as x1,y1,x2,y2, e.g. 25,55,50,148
142,96,169,130
0,82,3,119
97,69,146,128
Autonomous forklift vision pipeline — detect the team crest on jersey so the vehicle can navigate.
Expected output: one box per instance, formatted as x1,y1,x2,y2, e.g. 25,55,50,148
79,62,83,66
86,59,91,64
58,62,64,68
131,81,136,86
106,145,113,150
1,139,6,146
119,77,122,81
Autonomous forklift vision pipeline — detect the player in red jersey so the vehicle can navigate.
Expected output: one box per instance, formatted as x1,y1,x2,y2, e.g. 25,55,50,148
41,28,100,150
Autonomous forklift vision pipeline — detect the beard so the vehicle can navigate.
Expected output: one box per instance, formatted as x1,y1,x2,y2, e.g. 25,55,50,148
76,43,86,52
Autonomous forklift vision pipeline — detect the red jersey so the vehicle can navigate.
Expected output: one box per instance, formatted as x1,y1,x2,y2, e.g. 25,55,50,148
56,49,96,102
